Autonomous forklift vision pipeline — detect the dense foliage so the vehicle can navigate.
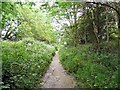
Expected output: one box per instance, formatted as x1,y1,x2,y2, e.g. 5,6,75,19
2,38,55,89
1,2,57,43
1,1,120,89
59,44,118,88
1,2,57,89
57,1,119,88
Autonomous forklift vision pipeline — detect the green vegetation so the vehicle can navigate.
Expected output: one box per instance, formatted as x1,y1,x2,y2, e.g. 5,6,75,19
59,43,118,88
1,2,57,89
57,2,119,88
1,2,57,42
2,38,55,89
1,1,120,89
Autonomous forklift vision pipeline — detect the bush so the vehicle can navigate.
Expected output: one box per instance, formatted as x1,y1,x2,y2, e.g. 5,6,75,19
59,45,118,88
2,38,55,89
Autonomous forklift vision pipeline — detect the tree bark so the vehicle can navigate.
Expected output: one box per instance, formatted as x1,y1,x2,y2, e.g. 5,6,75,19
73,3,78,47
118,14,120,89
106,7,109,43
91,7,100,51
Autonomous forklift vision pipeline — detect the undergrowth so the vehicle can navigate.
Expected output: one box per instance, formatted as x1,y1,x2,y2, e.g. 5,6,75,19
2,38,55,89
59,44,118,88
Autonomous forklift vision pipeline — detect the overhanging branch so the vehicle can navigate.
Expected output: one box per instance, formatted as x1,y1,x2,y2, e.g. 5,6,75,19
86,2,120,16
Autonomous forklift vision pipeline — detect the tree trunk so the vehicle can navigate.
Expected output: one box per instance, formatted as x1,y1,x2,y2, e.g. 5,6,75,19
118,15,120,55
73,3,78,47
106,7,109,43
91,8,100,51
118,15,120,89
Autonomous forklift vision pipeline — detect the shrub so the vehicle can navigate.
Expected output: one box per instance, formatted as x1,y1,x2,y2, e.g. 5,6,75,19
59,45,118,88
2,38,55,89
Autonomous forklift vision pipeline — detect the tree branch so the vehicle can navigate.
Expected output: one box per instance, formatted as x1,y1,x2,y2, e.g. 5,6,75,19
86,2,120,16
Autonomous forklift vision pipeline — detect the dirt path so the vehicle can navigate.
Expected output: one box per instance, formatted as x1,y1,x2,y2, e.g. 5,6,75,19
41,51,76,88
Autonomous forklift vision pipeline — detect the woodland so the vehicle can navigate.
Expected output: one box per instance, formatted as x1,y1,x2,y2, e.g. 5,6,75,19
0,1,120,89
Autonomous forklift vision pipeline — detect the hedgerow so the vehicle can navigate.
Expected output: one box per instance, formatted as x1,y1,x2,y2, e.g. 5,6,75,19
2,38,55,89
59,45,118,88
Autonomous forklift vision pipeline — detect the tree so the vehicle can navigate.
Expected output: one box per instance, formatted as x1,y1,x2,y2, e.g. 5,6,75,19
1,2,56,43
87,2,120,50
0,2,18,40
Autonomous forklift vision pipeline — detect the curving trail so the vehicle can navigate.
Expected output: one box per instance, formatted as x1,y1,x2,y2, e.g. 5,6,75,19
41,51,76,88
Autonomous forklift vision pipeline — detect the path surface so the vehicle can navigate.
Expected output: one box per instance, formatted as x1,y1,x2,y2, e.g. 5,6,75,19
42,51,76,88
